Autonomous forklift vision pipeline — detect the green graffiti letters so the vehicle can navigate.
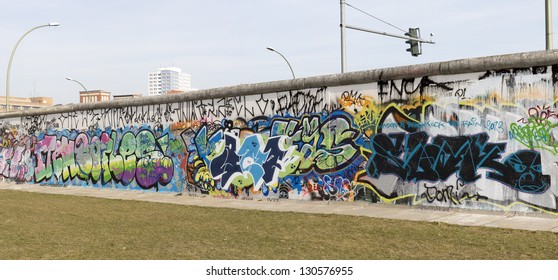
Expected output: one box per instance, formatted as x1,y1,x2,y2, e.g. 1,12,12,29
510,117,558,155
34,129,174,190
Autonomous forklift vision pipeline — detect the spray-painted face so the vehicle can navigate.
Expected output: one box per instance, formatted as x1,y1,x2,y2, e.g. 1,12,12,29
500,150,550,194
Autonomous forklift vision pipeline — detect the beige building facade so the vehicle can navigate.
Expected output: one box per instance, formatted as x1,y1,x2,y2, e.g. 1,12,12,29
79,90,111,103
0,96,53,111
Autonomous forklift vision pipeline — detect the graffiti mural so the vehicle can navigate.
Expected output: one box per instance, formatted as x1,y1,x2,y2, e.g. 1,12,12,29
1,127,177,191
1,64,558,214
367,132,550,194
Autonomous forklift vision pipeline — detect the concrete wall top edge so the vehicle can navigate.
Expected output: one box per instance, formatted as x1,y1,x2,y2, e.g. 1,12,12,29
3,49,557,119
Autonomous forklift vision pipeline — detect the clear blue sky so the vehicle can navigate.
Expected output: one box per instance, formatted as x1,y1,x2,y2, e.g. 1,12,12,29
0,0,554,104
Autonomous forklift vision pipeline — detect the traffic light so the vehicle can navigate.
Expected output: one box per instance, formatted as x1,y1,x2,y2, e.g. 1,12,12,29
405,28,422,57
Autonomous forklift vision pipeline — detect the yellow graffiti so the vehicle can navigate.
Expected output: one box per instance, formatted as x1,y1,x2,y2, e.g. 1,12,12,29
170,120,202,132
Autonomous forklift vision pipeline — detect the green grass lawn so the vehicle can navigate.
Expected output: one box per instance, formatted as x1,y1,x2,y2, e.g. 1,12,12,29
0,189,557,260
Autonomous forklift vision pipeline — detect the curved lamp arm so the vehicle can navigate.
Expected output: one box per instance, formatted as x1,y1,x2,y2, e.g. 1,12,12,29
266,46,296,79
5,22,60,112
65,77,88,92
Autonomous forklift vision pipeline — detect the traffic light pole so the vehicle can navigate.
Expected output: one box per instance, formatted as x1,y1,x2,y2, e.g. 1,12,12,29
344,25,435,44
339,0,435,72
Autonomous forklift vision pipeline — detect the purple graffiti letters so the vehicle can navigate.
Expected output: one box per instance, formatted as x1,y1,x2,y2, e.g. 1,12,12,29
134,130,174,189
0,145,33,181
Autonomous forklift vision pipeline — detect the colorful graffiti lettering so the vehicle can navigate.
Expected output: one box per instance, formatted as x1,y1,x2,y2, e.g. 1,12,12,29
32,129,174,190
1,63,558,215
193,124,298,192
270,112,360,173
510,117,558,155
367,132,550,194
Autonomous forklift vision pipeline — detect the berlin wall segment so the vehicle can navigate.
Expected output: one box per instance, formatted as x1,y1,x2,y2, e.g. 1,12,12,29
1,50,558,214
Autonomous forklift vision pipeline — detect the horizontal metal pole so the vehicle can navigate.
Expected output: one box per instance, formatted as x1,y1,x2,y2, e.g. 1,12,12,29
345,24,435,44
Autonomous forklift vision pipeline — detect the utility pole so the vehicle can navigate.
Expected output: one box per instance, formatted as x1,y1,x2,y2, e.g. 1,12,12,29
340,0,347,73
546,0,553,50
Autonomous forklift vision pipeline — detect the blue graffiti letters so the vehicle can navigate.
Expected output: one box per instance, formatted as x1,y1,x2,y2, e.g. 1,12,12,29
367,132,550,194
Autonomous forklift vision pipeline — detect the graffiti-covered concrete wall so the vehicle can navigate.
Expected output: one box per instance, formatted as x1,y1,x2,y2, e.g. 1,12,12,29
2,50,558,214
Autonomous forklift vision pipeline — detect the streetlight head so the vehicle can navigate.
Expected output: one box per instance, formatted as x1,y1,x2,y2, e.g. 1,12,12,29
266,46,275,51
48,22,60,26
65,77,73,81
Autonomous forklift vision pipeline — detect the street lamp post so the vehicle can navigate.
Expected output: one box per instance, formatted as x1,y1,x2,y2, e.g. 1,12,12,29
5,22,60,112
65,77,88,92
266,46,296,79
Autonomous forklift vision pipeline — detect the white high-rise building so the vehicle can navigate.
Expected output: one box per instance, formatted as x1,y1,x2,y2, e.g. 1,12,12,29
148,67,191,95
